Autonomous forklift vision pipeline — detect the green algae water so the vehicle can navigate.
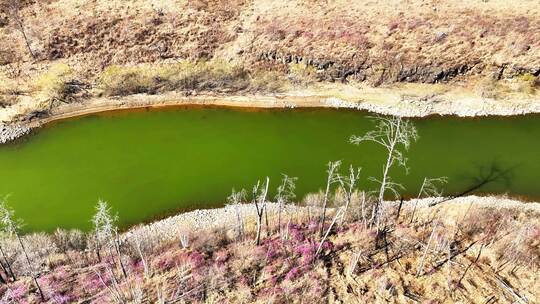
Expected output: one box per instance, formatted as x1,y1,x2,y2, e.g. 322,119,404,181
1,107,539,231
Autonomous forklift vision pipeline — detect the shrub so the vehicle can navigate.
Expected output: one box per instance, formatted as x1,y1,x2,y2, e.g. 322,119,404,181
163,60,250,92
99,65,157,96
52,229,87,253
516,73,539,94
0,71,27,106
248,70,286,93
99,60,255,96
35,63,73,101
475,76,499,99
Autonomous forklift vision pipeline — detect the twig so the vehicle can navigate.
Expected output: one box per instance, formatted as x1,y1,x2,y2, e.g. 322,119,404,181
455,245,483,289
416,222,437,277
316,207,344,257
495,275,528,304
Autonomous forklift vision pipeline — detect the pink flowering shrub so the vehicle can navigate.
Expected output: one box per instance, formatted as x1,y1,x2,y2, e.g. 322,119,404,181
154,252,180,271
288,224,305,242
214,249,229,267
189,251,206,269
4,283,28,302
285,266,301,281
51,293,71,304
81,270,111,294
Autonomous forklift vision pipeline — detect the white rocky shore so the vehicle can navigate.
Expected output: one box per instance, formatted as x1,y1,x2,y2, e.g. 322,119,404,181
321,96,540,117
0,123,31,144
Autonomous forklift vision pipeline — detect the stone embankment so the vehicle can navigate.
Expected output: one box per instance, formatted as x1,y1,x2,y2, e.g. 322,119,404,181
0,124,32,144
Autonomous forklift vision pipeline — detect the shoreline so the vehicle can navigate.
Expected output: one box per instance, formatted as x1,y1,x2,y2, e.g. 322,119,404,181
2,89,540,144
123,195,540,241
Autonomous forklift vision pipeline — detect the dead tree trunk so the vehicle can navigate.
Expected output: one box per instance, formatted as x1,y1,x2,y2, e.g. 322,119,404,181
6,1,36,59
319,161,341,238
254,178,270,246
115,232,128,281
16,233,45,301
0,243,15,281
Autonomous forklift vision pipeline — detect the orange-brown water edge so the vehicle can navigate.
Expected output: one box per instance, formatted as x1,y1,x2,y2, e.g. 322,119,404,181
1,107,539,231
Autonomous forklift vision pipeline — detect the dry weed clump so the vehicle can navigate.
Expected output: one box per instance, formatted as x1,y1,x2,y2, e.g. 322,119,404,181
474,76,500,99
515,73,540,94
99,60,287,97
99,65,157,96
287,63,319,85
34,63,74,101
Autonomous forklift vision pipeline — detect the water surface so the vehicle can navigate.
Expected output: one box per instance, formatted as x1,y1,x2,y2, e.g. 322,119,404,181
0,107,538,231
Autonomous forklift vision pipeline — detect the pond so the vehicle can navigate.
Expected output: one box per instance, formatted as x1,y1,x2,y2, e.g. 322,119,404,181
0,106,538,231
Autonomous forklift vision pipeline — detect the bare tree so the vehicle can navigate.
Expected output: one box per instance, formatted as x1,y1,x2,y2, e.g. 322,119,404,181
131,234,150,278
319,161,341,237
275,174,297,235
350,116,418,230
410,177,448,223
338,165,361,225
2,0,35,59
92,199,116,262
0,200,45,301
179,234,189,249
227,189,247,240
252,178,270,246
92,199,128,280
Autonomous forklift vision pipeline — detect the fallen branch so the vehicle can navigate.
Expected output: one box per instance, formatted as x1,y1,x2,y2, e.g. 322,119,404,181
316,207,344,257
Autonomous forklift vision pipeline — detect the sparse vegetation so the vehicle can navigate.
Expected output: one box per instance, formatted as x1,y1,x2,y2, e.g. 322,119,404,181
516,73,540,94
0,0,35,59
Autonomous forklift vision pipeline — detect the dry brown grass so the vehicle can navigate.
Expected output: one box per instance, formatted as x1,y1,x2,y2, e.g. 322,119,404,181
1,0,538,84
